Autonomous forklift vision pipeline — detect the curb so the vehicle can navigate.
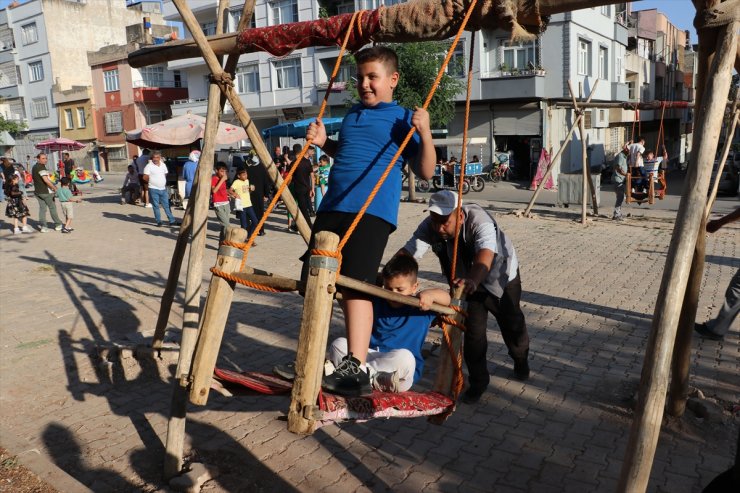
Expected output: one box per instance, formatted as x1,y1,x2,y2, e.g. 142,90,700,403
0,423,92,493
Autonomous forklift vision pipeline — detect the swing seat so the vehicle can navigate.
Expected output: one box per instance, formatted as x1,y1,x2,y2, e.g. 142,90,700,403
213,367,454,427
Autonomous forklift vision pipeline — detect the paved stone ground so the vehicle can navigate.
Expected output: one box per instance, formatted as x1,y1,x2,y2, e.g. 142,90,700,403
0,177,737,492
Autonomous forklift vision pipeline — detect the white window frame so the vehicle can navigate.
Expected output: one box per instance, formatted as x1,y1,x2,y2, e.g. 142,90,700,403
104,111,123,134
384,0,405,6
274,57,301,89
31,97,49,119
270,0,298,25
77,107,86,128
320,58,354,83
615,55,623,83
236,63,260,94
28,60,43,82
627,80,636,100
106,147,127,160
64,108,74,129
21,23,38,45
230,8,256,30
103,69,120,92
578,39,591,76
600,5,610,17
446,44,466,78
598,46,608,79
499,39,536,70
140,65,164,87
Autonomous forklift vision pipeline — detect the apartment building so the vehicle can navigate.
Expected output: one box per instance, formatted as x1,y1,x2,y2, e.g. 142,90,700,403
88,22,187,171
0,0,164,161
162,1,694,180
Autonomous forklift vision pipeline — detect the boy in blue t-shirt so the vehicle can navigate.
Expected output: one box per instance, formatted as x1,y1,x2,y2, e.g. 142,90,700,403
327,255,450,393
305,46,437,396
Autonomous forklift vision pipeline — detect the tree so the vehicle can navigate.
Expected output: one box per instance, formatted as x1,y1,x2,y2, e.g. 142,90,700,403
0,115,26,135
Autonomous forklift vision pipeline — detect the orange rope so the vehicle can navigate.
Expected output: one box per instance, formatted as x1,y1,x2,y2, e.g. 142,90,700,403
233,10,365,272
334,0,479,274
209,267,294,293
450,34,475,281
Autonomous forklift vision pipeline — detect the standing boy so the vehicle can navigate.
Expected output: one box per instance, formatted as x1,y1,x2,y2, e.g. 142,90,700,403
612,144,629,220
229,168,259,239
290,143,315,229
211,162,231,241
136,149,151,207
56,177,81,233
305,46,436,395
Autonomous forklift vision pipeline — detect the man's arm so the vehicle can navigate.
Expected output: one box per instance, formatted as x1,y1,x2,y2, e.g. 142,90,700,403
707,207,740,233
42,175,57,192
454,248,495,295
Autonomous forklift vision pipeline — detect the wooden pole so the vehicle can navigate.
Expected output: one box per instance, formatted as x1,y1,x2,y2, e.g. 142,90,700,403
164,0,230,479
189,228,250,406
667,105,739,417
170,0,311,242
335,276,457,316
523,79,599,217
567,80,589,224
152,195,194,348
617,15,739,492
428,285,467,424
287,232,340,435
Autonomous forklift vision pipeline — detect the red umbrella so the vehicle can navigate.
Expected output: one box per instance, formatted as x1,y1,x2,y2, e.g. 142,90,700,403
125,113,247,148
34,137,86,152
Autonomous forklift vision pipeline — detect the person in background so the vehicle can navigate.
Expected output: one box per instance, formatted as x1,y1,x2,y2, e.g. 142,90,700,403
4,173,31,234
143,151,178,227
62,152,75,179
135,149,151,207
121,165,141,204
182,150,200,210
31,153,63,233
247,154,270,236
211,162,231,241
56,177,81,233
612,143,629,221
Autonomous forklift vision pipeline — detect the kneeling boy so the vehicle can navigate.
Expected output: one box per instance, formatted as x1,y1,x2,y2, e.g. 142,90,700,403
328,255,450,393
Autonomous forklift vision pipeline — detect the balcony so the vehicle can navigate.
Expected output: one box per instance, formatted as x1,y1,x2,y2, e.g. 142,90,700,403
480,71,546,100
316,81,352,106
0,84,23,99
132,80,188,103
611,82,629,101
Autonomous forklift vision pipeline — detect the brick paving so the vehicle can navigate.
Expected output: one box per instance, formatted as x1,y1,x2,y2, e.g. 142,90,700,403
0,178,737,492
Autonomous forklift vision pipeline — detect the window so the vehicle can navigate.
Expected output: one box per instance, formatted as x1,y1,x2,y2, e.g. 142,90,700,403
236,63,260,93
106,147,127,160
104,111,123,134
64,109,74,129
578,39,591,76
500,40,536,70
270,0,298,25
200,21,217,36
140,65,164,87
615,55,623,83
21,23,38,45
320,58,354,83
103,69,119,92
31,97,49,119
446,44,465,78
384,0,406,6
77,107,86,128
146,109,166,124
598,46,608,79
274,58,301,89
230,8,256,30
173,70,182,88
627,80,636,100
28,61,43,82
600,5,610,16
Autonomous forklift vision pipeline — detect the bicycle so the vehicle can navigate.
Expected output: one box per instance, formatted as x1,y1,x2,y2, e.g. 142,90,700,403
488,160,511,183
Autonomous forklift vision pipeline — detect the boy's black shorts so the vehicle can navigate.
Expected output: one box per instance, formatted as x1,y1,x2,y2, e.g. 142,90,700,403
301,211,393,284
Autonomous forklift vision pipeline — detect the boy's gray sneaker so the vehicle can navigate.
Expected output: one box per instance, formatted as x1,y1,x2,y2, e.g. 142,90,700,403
322,353,371,396
272,362,296,381
54,224,63,231
371,370,400,393
39,227,50,233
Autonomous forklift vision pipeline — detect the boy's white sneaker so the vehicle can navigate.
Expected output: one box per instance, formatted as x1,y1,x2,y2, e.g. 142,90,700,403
21,225,33,233
12,227,21,234
54,224,63,231
371,371,400,393
145,203,152,208
39,227,50,233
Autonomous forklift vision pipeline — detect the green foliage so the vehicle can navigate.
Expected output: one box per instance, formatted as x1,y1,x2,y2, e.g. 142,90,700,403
0,115,26,135
345,42,465,128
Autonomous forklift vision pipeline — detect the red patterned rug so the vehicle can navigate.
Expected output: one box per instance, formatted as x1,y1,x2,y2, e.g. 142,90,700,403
213,368,454,426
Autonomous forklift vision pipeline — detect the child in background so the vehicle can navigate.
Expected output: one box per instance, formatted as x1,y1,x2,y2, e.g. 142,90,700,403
229,168,259,239
315,154,331,210
4,174,32,234
56,177,81,233
211,162,231,241
121,165,141,204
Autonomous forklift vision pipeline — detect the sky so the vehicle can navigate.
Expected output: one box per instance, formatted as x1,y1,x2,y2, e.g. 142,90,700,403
0,0,699,42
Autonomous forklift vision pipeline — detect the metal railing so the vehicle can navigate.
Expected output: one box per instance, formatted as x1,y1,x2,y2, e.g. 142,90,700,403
132,79,186,89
